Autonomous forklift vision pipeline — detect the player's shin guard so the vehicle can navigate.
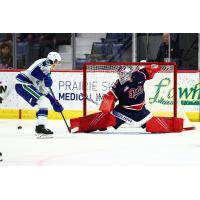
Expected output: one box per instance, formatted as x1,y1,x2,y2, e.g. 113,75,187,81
146,117,183,133
36,109,48,125
70,112,116,133
36,96,49,126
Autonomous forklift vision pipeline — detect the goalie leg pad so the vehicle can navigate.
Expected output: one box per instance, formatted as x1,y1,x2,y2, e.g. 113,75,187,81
146,117,183,133
70,112,116,133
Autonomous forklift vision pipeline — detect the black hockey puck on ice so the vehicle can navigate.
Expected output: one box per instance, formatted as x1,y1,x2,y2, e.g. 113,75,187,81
17,126,22,130
0,152,2,162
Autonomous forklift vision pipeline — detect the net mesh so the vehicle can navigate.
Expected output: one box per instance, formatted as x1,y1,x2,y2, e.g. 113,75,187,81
83,62,177,117
85,63,174,72
83,62,194,129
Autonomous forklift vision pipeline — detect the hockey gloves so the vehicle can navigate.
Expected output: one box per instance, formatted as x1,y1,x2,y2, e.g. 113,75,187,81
46,93,64,112
145,64,161,80
52,100,64,112
44,76,53,87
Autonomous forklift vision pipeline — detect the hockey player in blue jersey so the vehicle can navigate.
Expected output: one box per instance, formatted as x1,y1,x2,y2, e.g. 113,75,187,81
70,64,183,133
15,52,64,138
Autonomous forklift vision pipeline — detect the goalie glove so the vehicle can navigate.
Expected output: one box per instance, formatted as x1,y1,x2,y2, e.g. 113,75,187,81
99,91,117,112
145,64,160,80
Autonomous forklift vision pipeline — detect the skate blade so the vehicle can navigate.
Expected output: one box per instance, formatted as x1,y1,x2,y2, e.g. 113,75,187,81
35,133,54,139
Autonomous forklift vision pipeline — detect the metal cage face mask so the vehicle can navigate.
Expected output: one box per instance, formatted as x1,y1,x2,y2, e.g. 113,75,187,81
117,67,131,85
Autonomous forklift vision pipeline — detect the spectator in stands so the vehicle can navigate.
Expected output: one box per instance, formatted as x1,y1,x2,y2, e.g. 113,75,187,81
156,33,180,65
0,33,12,44
18,33,37,43
0,42,13,69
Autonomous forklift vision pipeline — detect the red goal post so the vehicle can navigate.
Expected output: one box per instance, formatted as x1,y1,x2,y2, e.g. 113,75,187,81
83,62,178,118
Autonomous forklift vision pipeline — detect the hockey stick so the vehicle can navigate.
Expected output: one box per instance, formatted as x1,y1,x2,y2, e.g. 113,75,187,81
49,88,71,133
79,93,150,127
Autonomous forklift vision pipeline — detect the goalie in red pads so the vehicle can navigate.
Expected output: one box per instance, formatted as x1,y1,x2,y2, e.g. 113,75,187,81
70,64,183,133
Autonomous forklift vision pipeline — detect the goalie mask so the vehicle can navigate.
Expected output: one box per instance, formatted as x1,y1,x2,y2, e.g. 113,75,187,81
117,66,132,85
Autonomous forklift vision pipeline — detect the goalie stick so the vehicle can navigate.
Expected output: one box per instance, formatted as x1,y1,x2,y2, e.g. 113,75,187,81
49,88,71,133
79,93,195,132
79,93,151,128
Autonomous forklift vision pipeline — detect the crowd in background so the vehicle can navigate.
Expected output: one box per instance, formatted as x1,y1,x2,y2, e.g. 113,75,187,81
0,34,13,69
0,33,71,69
0,33,198,70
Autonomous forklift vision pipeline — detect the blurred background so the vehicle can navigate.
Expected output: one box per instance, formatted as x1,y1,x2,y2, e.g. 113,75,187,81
0,33,199,70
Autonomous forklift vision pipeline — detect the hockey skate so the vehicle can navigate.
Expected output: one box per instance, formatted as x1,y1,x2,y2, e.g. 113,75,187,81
35,125,54,139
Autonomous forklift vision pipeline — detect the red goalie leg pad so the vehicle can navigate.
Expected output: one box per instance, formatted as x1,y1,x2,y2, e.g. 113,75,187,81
70,112,116,133
146,117,183,133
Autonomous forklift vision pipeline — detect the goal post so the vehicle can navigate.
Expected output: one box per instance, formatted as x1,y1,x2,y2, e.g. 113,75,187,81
83,62,177,116
82,62,194,130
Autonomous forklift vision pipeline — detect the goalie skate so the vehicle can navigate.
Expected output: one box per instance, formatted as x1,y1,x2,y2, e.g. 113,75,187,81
35,125,54,139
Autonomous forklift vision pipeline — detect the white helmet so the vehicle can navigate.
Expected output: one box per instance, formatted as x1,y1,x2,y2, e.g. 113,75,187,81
117,66,132,85
47,52,61,63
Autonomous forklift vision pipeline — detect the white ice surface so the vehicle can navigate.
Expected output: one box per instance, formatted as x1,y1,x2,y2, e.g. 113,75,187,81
0,119,200,166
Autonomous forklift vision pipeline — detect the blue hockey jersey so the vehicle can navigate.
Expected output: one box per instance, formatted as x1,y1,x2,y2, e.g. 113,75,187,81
111,69,149,110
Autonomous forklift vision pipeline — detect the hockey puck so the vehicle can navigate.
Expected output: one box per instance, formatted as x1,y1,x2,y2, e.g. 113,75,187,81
0,152,2,162
17,126,22,130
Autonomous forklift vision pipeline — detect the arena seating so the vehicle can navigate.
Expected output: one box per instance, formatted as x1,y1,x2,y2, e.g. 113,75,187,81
74,33,132,69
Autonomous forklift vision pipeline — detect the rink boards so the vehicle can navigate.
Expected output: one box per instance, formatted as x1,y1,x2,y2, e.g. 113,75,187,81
0,70,199,121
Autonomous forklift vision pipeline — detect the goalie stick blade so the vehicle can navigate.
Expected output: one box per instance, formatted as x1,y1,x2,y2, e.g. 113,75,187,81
71,127,79,133
183,126,196,131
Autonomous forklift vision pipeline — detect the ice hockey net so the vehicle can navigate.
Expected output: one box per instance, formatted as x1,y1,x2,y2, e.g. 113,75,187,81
83,62,193,129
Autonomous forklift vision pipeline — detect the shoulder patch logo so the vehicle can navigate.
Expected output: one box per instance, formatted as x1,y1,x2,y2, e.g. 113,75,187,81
124,86,129,92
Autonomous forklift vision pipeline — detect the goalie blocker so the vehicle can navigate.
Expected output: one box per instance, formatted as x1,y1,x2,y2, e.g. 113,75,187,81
70,113,184,133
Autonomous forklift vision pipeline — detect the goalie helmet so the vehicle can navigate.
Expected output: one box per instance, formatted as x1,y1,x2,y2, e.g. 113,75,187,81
117,66,132,85
47,52,61,63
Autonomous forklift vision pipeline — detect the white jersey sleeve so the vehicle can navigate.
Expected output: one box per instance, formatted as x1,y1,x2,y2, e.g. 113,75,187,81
16,58,53,94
